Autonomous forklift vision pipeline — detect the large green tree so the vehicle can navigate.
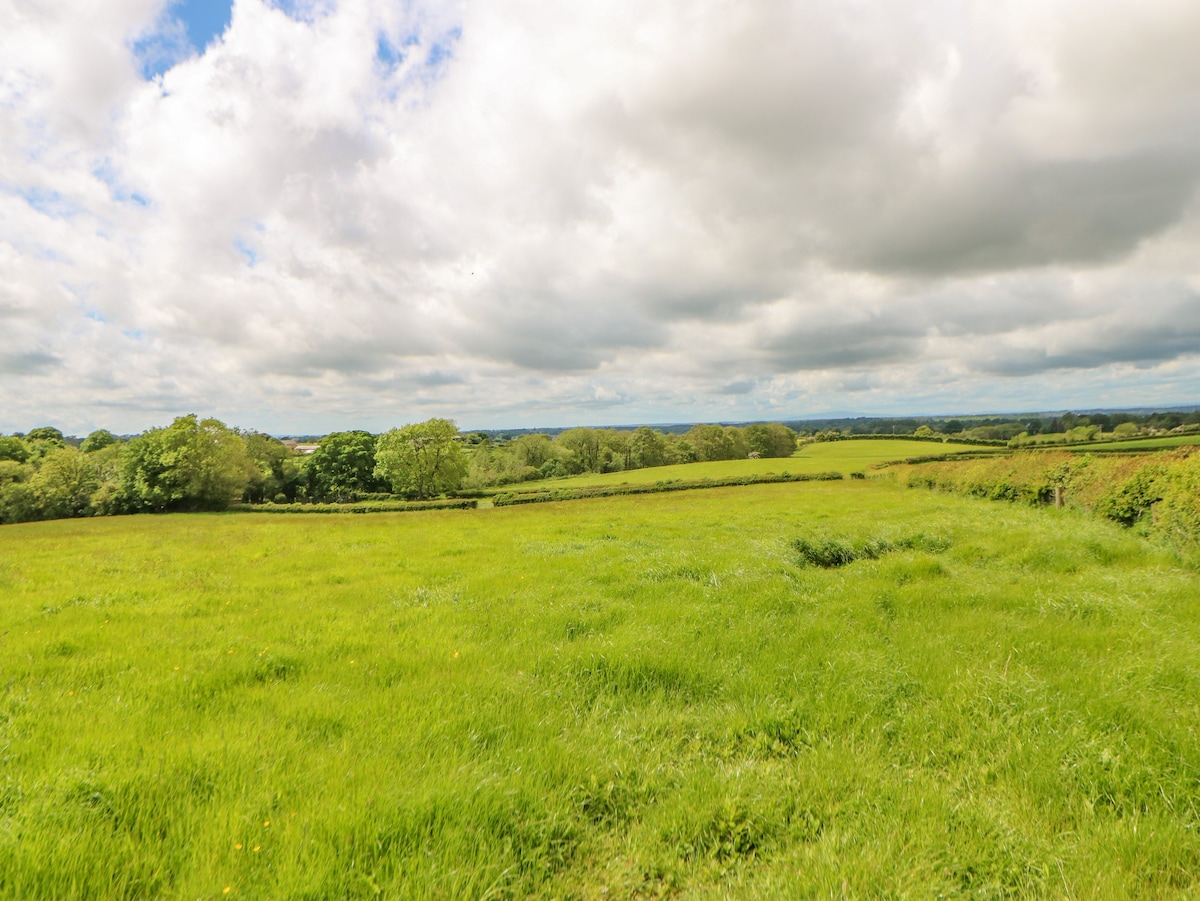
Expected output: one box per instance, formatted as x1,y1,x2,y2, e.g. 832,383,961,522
556,428,602,473
744,423,798,458
31,447,99,519
240,431,302,503
306,431,382,501
118,415,251,512
630,426,667,469
375,419,468,499
0,435,29,463
81,429,119,453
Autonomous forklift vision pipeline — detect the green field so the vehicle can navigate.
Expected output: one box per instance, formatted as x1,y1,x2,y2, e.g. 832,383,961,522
1083,434,1200,451
506,439,990,492
3,477,1200,898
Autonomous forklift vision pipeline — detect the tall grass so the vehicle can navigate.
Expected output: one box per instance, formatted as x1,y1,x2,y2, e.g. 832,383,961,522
1,481,1199,897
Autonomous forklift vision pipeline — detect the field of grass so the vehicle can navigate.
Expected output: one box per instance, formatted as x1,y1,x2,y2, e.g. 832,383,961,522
3,479,1200,898
1084,434,1200,451
508,439,990,493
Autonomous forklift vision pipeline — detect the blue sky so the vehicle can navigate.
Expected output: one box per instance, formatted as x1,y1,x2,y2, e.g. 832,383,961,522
178,0,234,53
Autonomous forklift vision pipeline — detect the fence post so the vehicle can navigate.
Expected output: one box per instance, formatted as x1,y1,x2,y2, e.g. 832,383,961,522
1053,486,1064,509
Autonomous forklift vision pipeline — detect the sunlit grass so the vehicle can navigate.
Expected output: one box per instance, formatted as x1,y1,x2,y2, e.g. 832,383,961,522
516,438,986,492
1085,434,1200,451
2,480,1199,897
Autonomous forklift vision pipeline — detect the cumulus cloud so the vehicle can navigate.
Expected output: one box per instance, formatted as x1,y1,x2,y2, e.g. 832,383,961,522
1,0,1199,433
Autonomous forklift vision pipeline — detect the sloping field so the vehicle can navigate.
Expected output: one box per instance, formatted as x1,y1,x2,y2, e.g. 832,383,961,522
511,438,989,492
2,480,1199,898
1085,434,1200,451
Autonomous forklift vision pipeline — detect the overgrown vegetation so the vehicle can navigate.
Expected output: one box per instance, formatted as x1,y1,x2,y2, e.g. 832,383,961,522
791,532,951,567
902,447,1200,546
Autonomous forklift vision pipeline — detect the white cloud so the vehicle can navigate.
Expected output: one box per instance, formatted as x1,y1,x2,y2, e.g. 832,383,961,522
2,0,1200,434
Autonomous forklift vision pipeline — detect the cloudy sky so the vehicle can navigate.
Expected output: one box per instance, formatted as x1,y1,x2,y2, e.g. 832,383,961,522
3,0,1200,435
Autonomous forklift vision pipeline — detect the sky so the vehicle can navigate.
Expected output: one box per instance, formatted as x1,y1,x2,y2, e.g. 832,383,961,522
3,0,1200,435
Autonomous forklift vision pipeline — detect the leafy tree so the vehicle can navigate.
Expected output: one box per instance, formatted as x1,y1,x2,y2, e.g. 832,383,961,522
24,428,66,464
1113,422,1140,439
31,447,99,519
307,431,382,501
688,424,747,461
118,415,251,512
666,436,697,464
512,434,556,470
26,426,64,442
630,426,666,469
0,482,38,524
602,431,632,471
81,429,119,453
375,419,468,499
556,428,602,473
240,431,301,503
0,436,29,463
744,423,797,457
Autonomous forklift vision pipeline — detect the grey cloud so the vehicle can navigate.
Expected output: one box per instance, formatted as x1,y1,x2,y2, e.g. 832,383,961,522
845,152,1200,275
0,350,62,374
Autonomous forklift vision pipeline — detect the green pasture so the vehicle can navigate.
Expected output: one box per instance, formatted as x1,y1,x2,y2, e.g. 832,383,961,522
2,480,1200,898
1083,434,1200,451
507,438,989,492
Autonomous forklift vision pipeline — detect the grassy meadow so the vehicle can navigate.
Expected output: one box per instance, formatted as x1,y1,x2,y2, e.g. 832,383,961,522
1084,434,1200,452
509,439,989,493
3,471,1200,898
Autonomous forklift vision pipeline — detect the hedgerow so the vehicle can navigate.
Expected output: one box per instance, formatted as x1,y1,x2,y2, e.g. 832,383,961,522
492,471,843,507
233,499,478,514
903,448,1200,544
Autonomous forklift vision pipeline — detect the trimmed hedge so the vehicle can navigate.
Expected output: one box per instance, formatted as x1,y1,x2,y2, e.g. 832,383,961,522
492,471,844,507
234,499,478,515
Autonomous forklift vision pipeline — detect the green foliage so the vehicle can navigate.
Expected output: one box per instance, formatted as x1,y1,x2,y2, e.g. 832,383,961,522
239,431,301,504
0,480,39,524
31,448,99,519
117,415,251,513
742,422,797,457
687,424,749,462
25,426,64,442
374,418,468,499
630,426,666,469
0,435,30,463
904,448,1200,545
80,429,119,453
791,532,950,568
236,498,477,514
306,430,381,500
555,428,603,473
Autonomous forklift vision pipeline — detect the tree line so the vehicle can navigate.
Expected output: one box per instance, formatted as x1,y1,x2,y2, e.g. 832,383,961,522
0,418,799,525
